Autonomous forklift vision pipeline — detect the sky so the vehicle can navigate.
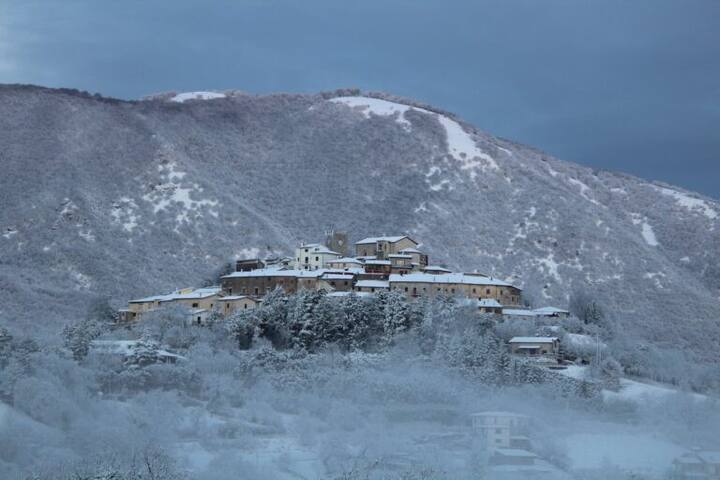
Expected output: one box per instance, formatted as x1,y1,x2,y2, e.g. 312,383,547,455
1,0,719,198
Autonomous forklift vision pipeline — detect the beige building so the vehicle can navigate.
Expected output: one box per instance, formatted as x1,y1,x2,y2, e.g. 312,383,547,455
388,272,522,306
218,295,261,316
508,337,560,356
355,235,418,260
326,257,364,270
121,287,222,322
294,243,342,270
354,279,389,293
398,247,428,270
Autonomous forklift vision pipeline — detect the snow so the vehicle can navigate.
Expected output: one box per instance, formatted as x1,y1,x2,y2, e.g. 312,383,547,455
2,227,17,239
170,91,226,103
355,235,409,244
604,378,707,403
655,186,718,220
329,96,498,176
563,432,686,473
567,177,601,206
641,222,659,246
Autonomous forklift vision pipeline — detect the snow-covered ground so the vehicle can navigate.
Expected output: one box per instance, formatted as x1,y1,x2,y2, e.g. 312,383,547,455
563,432,685,474
329,96,499,177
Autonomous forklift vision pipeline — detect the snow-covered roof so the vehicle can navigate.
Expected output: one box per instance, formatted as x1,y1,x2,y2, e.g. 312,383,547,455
399,248,423,254
355,280,389,289
503,309,538,317
478,299,503,308
510,336,558,344
322,273,355,280
297,243,341,255
365,260,391,265
129,286,222,304
422,265,452,273
222,268,325,279
323,267,364,275
388,254,413,259
355,235,414,245
389,272,517,288
494,448,538,458
218,295,256,302
328,257,363,264
534,306,570,315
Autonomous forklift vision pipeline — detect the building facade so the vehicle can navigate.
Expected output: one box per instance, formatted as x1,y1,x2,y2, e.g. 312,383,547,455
355,236,419,260
294,243,342,270
388,272,522,306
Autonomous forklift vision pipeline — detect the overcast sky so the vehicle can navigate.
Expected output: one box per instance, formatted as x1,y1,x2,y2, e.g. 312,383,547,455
2,0,718,198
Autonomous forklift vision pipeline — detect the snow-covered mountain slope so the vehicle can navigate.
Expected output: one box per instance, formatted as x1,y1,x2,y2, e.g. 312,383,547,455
0,85,718,358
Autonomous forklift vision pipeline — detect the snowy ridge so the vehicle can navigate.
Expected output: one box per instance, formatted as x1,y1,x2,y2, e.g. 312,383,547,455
329,96,499,177
170,91,227,103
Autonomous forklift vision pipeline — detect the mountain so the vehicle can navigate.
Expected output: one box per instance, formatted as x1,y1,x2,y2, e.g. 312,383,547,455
1,84,718,359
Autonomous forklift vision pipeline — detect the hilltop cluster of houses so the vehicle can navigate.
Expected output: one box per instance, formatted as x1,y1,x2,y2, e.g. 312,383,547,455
120,233,569,344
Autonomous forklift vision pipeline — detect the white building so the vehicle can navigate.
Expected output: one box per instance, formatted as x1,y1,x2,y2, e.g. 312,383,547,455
294,243,342,270
471,412,530,450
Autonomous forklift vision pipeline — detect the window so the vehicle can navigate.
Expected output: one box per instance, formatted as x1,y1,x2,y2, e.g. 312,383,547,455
472,288,476,293
315,256,319,261
404,287,408,292
244,304,247,309
371,288,375,293
344,281,348,286
192,303,199,308
228,288,232,295
254,287,259,295
197,317,201,325
305,257,309,263
486,289,491,295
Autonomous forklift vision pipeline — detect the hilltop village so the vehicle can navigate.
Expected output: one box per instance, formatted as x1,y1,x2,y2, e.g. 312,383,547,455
120,233,569,348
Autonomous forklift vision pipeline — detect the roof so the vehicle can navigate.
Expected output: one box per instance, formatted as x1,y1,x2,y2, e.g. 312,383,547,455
322,273,356,280
503,309,538,317
399,247,423,254
297,243,341,255
534,306,570,315
510,336,558,344
423,265,452,273
129,286,222,304
328,257,363,264
355,280,389,289
222,268,325,279
355,235,415,245
388,272,517,288
365,260,391,265
493,448,538,458
478,299,503,308
218,295,257,302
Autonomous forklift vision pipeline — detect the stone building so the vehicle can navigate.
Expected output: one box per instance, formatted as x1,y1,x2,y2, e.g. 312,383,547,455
354,235,418,259
221,269,324,297
294,243,342,271
388,272,522,306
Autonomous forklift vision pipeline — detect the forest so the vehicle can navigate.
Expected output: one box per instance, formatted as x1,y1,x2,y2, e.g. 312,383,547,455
2,289,719,479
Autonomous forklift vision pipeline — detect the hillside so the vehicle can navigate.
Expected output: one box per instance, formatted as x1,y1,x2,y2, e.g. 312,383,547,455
0,84,718,358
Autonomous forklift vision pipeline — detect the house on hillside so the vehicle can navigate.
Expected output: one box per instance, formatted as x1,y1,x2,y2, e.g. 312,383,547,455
398,247,428,270
362,259,392,278
235,258,265,272
508,337,560,357
471,412,531,450
672,450,720,479
354,235,419,260
321,272,356,291
221,268,325,296
388,272,522,306
354,279,389,293
294,243,342,270
326,257,364,270
120,287,222,322
217,295,261,316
